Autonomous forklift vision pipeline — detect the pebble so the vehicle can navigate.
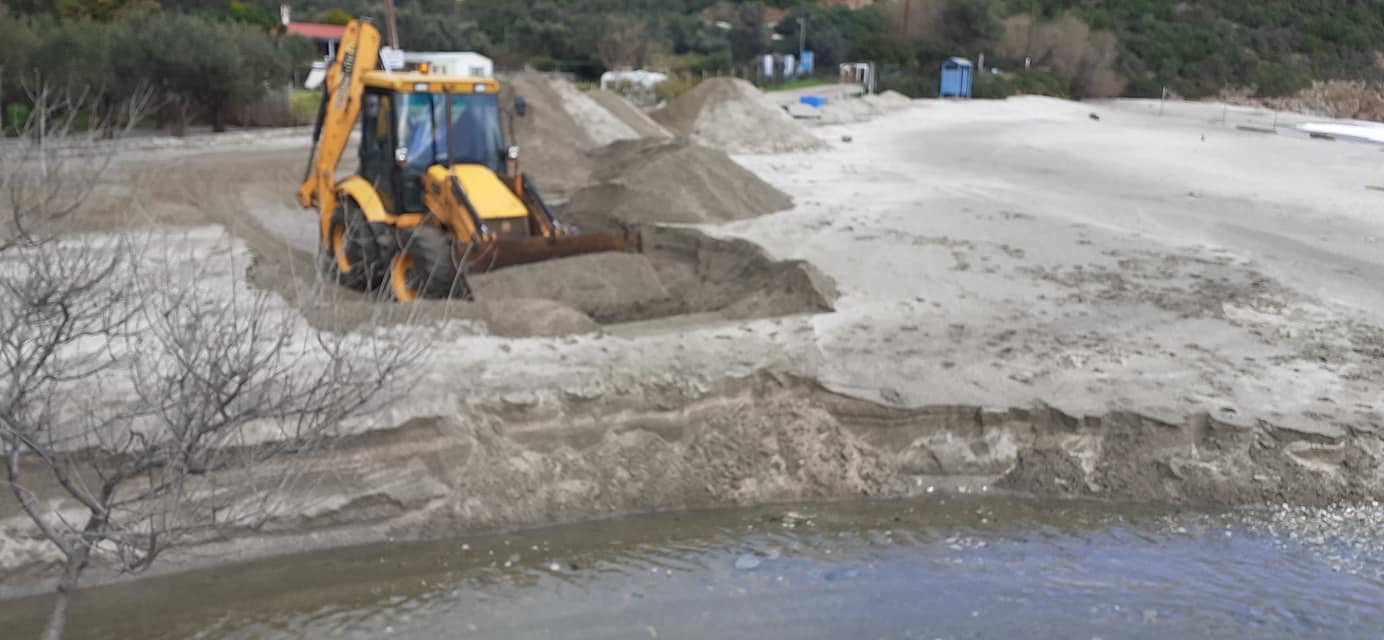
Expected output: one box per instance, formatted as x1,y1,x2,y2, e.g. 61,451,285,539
734,553,763,571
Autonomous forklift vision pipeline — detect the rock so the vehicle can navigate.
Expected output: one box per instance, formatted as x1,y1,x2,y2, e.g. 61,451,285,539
733,553,762,571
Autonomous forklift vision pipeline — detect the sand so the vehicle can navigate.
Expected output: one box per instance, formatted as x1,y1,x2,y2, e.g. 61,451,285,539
653,78,826,153
503,73,683,198
561,138,792,227
7,94,1384,594
547,78,642,146
589,89,672,139
804,90,916,125
469,252,670,323
502,73,597,198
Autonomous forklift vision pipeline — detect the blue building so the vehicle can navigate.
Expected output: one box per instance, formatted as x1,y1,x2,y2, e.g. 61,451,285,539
939,57,973,99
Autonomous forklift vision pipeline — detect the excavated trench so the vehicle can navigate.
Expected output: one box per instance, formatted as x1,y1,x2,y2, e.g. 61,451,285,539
265,223,838,337
463,224,837,327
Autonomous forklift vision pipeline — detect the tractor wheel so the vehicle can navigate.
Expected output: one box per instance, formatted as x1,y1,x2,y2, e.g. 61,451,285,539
321,199,385,291
388,225,473,302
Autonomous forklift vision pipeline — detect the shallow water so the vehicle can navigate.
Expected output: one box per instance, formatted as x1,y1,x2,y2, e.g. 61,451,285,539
3,497,1382,639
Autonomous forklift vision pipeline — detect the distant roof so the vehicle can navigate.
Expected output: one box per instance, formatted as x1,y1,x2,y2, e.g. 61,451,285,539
946,57,974,67
285,22,346,41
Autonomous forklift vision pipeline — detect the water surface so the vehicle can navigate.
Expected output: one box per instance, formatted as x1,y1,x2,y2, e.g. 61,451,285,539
2,497,1381,639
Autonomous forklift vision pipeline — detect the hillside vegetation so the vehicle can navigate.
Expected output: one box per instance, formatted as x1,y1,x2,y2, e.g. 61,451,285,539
4,0,1383,112
1011,0,1384,98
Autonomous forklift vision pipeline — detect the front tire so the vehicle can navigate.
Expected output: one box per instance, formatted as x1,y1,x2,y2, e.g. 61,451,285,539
321,199,386,291
389,225,473,302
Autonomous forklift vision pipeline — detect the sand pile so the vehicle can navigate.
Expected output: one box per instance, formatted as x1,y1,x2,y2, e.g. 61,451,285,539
864,90,912,109
653,78,825,153
814,98,881,124
811,91,915,125
560,138,792,226
589,89,671,139
548,79,643,146
469,252,669,323
502,73,596,197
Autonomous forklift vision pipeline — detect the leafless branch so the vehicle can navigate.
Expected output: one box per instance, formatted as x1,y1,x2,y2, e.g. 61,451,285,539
0,82,422,640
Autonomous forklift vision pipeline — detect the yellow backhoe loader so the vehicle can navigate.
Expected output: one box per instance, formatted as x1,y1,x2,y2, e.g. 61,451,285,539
297,19,637,301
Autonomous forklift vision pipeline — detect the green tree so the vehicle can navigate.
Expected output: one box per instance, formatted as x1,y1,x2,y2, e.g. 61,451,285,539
127,14,306,133
943,0,1003,48
318,8,353,26
228,0,279,29
56,0,159,21
727,1,767,62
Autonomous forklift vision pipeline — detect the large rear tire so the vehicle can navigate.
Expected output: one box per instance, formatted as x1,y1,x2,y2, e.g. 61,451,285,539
389,225,473,302
321,199,386,291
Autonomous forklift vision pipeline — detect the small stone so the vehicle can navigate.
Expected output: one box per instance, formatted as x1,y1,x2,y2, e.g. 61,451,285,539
501,391,539,407
734,553,762,571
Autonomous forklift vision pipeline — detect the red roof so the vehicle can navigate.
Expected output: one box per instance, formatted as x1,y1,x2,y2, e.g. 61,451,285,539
285,22,346,41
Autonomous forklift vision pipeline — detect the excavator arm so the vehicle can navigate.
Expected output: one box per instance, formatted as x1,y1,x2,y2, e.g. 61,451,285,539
298,19,382,246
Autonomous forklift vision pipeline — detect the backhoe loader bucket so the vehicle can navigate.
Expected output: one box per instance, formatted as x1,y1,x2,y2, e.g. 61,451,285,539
464,227,640,273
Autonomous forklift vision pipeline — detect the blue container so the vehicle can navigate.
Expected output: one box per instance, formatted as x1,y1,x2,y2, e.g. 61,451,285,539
940,57,973,99
799,96,826,108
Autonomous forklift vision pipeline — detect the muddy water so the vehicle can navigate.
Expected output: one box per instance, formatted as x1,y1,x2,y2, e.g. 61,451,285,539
2,497,1382,639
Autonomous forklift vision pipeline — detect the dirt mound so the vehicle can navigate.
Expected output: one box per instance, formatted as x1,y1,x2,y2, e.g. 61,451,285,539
865,90,913,109
652,78,826,153
469,252,669,323
811,92,915,125
626,226,836,321
548,79,642,146
561,138,792,226
502,73,596,198
814,97,883,125
589,89,671,139
472,226,834,326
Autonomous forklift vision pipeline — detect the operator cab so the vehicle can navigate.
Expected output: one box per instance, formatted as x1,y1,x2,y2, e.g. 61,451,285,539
356,71,511,215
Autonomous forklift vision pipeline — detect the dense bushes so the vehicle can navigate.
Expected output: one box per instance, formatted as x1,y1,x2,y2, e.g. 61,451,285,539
0,7,313,133
1000,0,1384,99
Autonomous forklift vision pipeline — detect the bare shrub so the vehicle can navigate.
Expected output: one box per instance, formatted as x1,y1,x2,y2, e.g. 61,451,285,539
596,17,654,71
996,14,1034,61
879,0,947,44
1012,12,1126,98
229,85,300,128
0,84,419,640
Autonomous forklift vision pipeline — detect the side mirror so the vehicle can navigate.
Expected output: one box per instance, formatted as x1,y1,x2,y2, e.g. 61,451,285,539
515,96,528,118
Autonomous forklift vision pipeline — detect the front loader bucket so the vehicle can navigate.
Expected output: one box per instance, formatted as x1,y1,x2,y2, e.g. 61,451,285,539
464,228,641,273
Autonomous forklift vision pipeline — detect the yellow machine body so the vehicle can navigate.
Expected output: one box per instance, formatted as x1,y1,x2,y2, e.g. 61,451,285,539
295,19,636,301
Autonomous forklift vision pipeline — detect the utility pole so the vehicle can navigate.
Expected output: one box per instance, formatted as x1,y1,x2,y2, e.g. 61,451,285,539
798,17,807,62
902,0,911,41
384,0,400,49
